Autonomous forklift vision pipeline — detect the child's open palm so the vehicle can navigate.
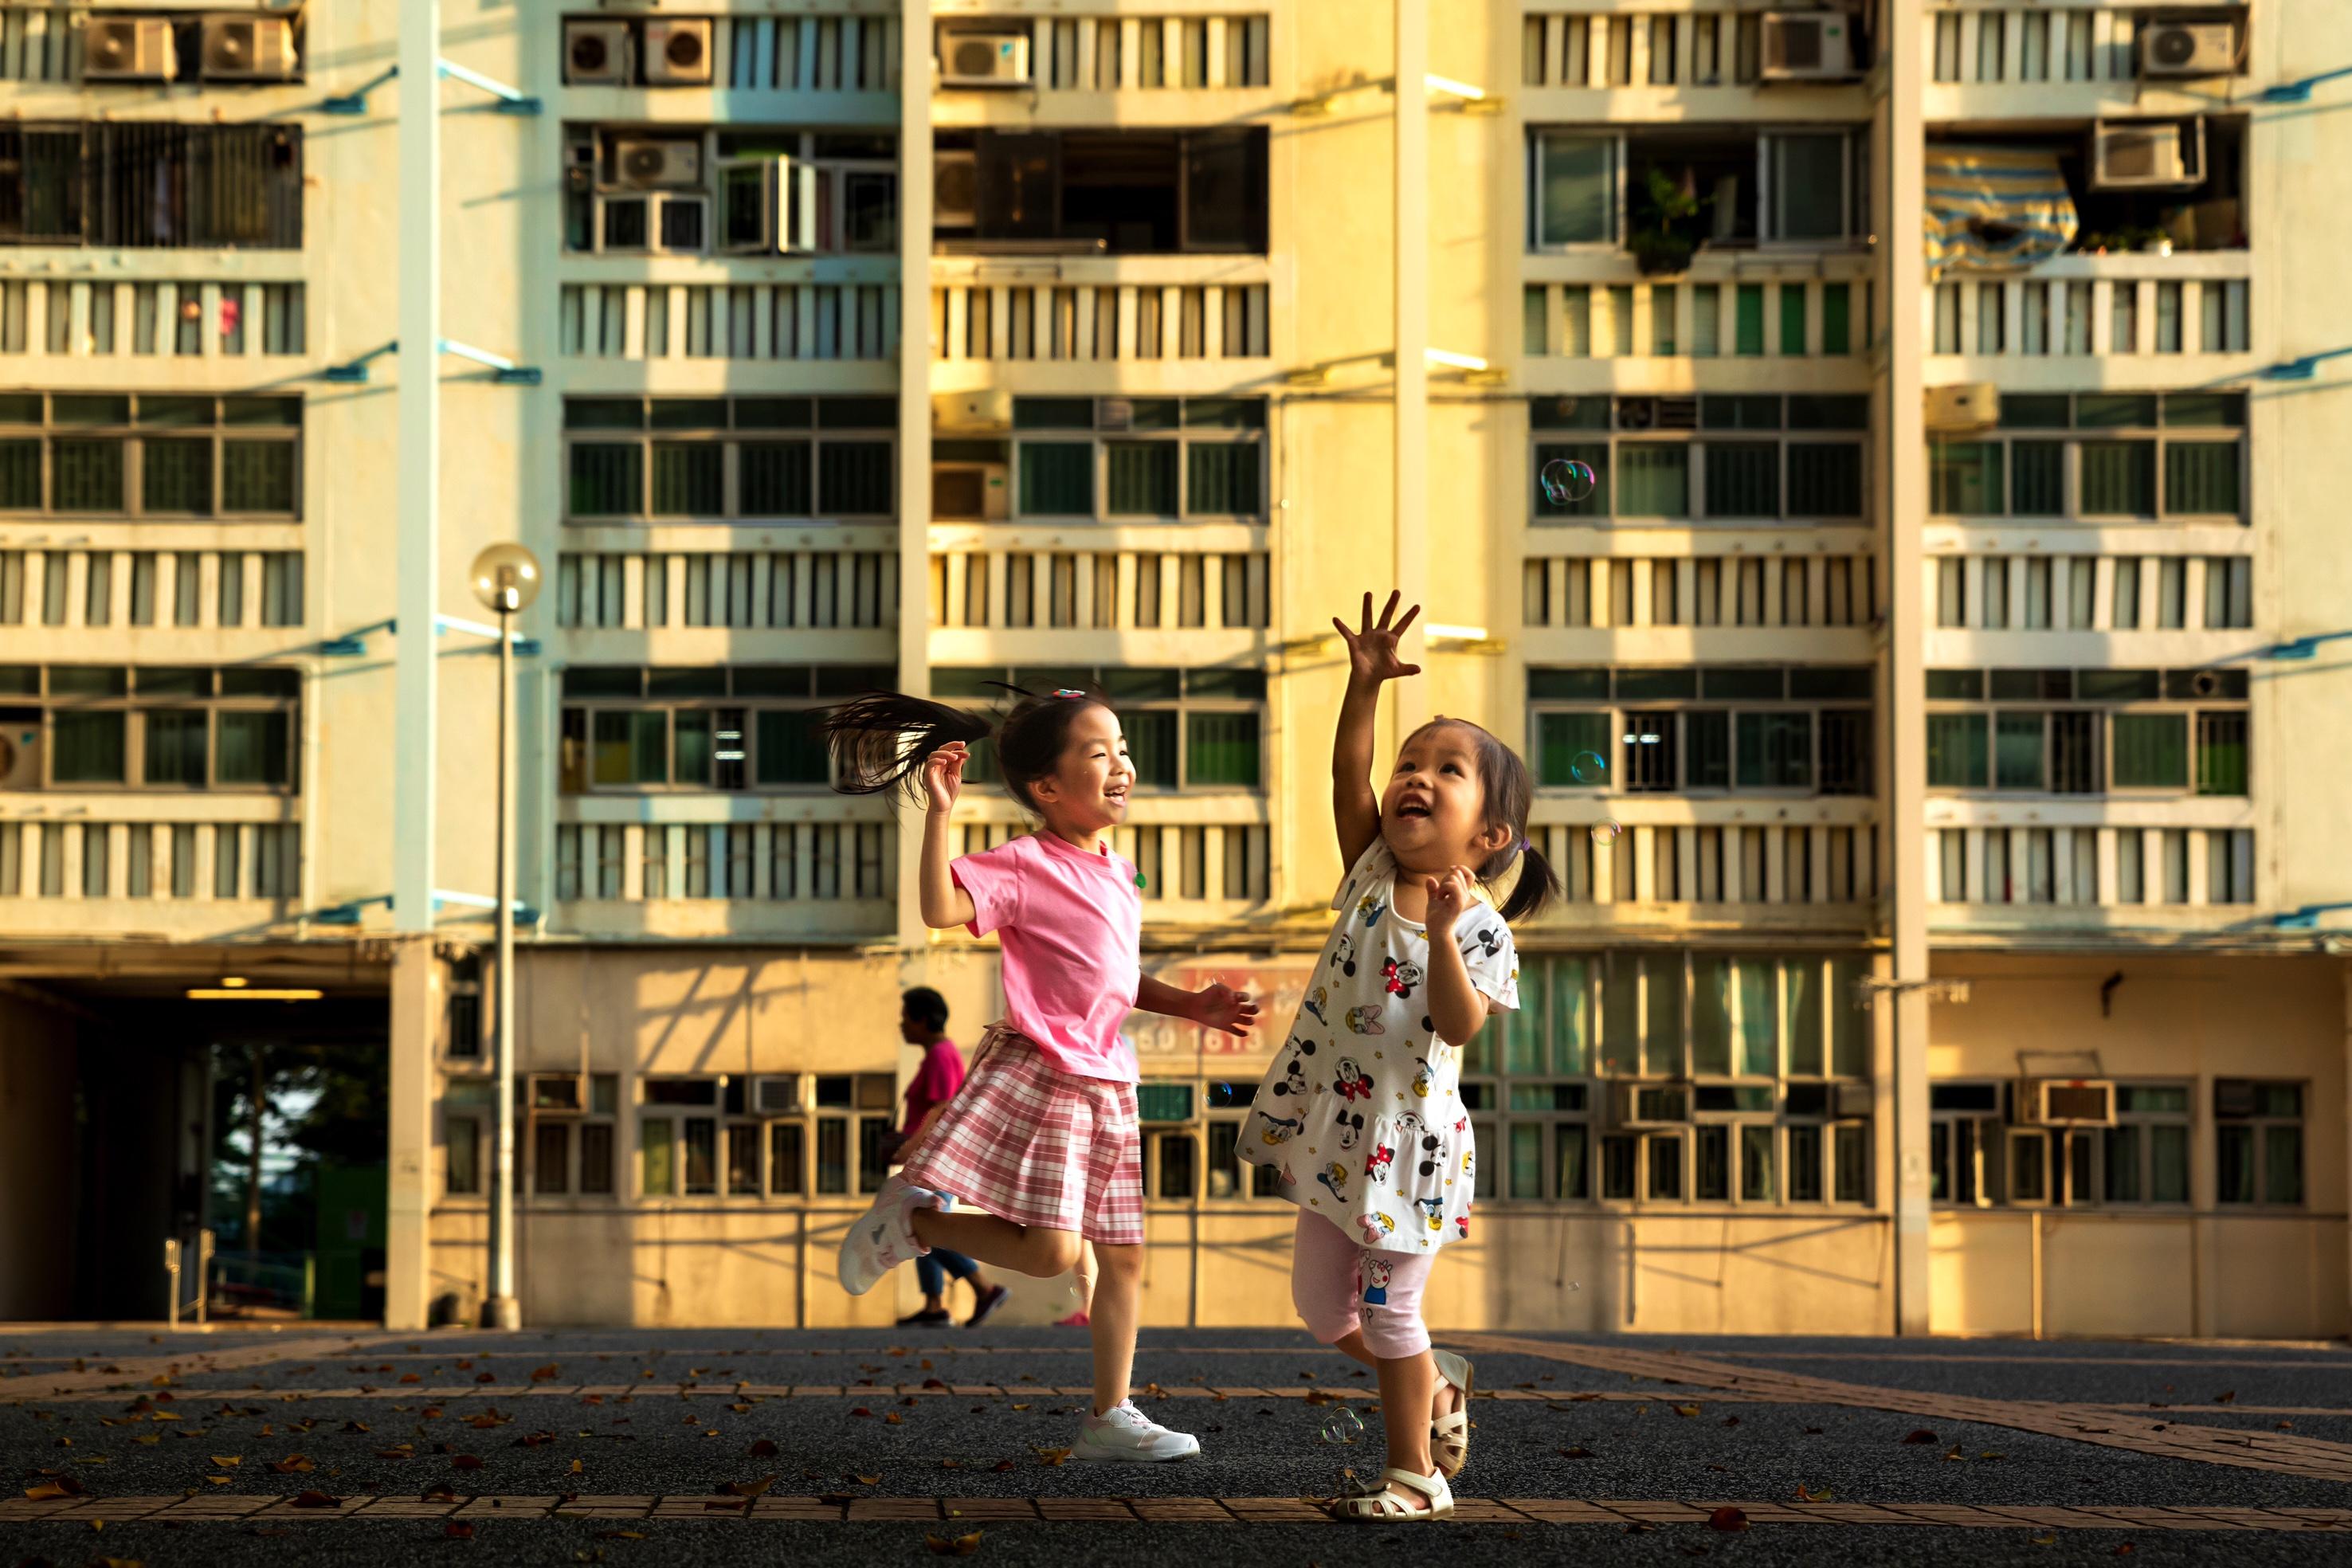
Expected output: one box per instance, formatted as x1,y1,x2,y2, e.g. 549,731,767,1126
1197,979,1261,1038
1333,590,1422,684
1423,865,1475,935
923,741,969,813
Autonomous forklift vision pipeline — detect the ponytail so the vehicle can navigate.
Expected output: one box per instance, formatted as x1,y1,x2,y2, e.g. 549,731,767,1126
817,692,992,805
1495,839,1561,924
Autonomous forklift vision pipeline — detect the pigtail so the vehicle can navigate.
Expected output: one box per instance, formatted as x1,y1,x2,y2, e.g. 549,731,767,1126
817,692,993,805
1495,839,1561,924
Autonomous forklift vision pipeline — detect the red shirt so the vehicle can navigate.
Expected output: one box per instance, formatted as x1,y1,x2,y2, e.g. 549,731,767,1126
900,1037,967,1137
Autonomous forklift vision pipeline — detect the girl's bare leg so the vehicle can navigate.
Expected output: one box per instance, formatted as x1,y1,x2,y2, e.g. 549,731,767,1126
909,1208,1079,1280
1086,1243,1143,1415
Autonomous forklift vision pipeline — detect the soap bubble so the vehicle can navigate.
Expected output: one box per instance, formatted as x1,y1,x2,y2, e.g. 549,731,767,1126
1539,457,1597,507
1319,1406,1366,1445
1569,750,1607,785
1590,821,1622,845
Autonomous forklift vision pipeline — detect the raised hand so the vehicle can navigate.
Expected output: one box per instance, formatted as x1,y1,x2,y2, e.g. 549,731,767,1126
1333,590,1423,685
924,741,969,813
1423,865,1475,936
1195,978,1262,1038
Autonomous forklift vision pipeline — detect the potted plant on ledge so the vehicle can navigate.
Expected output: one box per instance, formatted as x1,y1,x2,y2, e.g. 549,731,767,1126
1629,166,1704,277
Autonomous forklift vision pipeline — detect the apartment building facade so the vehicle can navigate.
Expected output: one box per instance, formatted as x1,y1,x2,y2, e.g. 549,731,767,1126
0,0,2345,1339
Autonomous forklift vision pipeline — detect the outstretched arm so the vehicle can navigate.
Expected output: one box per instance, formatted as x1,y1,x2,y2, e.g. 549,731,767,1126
918,743,978,930
1135,974,1260,1037
1331,591,1421,871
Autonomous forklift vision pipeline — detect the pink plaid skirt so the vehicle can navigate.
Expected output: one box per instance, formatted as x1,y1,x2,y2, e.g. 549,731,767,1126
898,1025,1144,1246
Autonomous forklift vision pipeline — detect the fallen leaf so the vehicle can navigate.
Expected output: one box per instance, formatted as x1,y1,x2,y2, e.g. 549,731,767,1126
210,1456,241,1468
445,1522,475,1539
207,1476,233,1486
924,1531,983,1556
452,1454,484,1471
884,1413,905,1425
1900,1429,1938,1445
269,1455,315,1474
850,1408,873,1418
1795,1484,1834,1503
1674,1404,1702,1418
1721,1416,1740,1428
2115,1546,2135,1557
1981,1450,2005,1460
399,1374,421,1384
595,1531,647,1541
923,1379,949,1390
531,1366,561,1382
991,1460,1016,1473
340,1421,370,1434
1942,1445,1966,1462
852,1475,881,1487
2214,1391,2236,1404
289,1490,341,1510
721,1475,777,1498
1032,1446,1071,1467
1707,1507,1748,1532
570,1459,584,1475
1010,1404,1031,1412
2032,1533,2057,1546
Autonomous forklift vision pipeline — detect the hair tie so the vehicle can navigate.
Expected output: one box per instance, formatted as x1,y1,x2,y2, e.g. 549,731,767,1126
1517,837,1531,853
1053,688,1084,699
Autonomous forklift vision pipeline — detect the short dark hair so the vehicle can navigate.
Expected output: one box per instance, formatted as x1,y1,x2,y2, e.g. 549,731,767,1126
901,986,949,1031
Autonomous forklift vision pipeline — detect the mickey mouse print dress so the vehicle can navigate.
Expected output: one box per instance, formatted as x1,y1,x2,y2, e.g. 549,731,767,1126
1237,838,1519,1255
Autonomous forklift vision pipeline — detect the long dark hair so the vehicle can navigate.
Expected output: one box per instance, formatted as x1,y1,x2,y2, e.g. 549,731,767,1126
1410,717,1560,925
818,684,1107,814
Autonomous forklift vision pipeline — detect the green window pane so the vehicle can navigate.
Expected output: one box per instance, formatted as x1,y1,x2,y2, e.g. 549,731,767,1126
1018,443,1092,515
2011,441,2064,515
1523,284,1548,355
1703,442,1778,518
143,709,208,785
1187,442,1260,515
1993,713,2044,789
1783,961,1822,1076
641,1119,676,1197
569,444,642,515
1930,441,2002,514
1735,711,1813,789
1124,708,1178,788
142,437,213,515
1552,957,1590,1074
1617,444,1689,516
1735,284,1765,355
672,710,713,786
1509,1123,1544,1200
1600,960,1639,1075
1739,1125,1775,1201
1778,284,1807,356
739,442,812,515
1106,442,1179,516
1736,960,1775,1076
2164,441,2240,515
753,710,829,786
1558,1125,1589,1200
2110,713,2186,788
51,711,127,783
1185,711,1260,787
818,441,893,515
0,440,41,508
650,444,724,515
1537,133,1613,245
1503,958,1546,1074
1828,958,1867,1076
2264,1126,2303,1205
1536,710,1611,786
1691,958,1731,1076
1787,444,1862,518
53,438,125,512
2217,1125,2253,1202
2196,715,2247,796
1834,1124,1869,1201
1926,713,1988,788
1821,283,1851,355
1774,134,1848,240
221,441,296,512
2150,1124,2189,1202
216,710,289,786
1644,956,1684,1076
2080,440,2156,515
1534,441,1609,519
593,711,667,785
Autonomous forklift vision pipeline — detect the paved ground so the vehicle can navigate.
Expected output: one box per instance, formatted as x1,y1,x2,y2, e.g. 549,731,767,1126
5,1325,2351,1565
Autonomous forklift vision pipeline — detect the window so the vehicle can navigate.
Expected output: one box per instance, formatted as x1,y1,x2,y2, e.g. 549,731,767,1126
1006,398,1267,522
0,394,302,518
0,665,299,792
1927,391,2246,523
564,396,894,522
530,1073,619,1199
559,664,889,793
639,1077,723,1198
935,666,1267,793
565,127,897,256
1529,127,1866,250
810,1072,898,1196
1532,394,1866,523
2216,1081,2302,1206
0,123,304,249
1531,666,1871,796
2102,1084,2191,1205
1924,667,2248,798
934,128,1267,253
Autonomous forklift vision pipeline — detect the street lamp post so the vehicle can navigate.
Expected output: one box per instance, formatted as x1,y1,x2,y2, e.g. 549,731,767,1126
469,543,541,1331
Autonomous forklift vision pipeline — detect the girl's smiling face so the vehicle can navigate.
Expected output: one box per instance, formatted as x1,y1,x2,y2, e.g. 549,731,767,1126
1381,721,1509,874
1025,702,1134,840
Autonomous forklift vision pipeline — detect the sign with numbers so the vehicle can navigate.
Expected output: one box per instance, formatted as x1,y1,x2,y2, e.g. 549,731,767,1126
1125,958,1315,1060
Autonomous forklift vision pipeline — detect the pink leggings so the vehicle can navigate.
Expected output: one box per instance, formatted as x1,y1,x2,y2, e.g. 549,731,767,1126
1289,1210,1437,1359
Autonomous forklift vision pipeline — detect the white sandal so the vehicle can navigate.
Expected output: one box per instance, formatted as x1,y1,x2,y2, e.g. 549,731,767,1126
1430,1349,1475,1478
1333,1465,1453,1522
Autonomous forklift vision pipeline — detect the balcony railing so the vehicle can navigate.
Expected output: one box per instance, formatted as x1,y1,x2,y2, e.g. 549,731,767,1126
717,14,900,92
0,280,306,361
1522,11,1865,92
942,16,1272,92
553,817,896,924
1928,7,2219,88
928,546,1268,632
956,815,1269,912
1525,272,1871,363
559,284,898,363
0,820,300,903
1928,261,2249,360
1530,816,1876,911
556,549,897,632
0,548,304,632
1524,554,1877,631
931,280,1268,363
1929,824,2253,908
0,7,73,83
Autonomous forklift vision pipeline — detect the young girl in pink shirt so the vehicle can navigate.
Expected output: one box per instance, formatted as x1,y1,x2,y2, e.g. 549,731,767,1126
820,685,1258,1461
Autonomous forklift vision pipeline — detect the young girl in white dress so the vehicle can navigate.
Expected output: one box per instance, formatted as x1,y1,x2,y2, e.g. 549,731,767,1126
1239,592,1558,1522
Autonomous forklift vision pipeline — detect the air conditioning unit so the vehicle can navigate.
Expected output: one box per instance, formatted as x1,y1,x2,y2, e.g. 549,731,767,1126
932,388,1013,432
565,19,634,86
2092,120,2201,190
1925,382,2000,432
1833,1082,1874,1119
939,26,1033,87
2142,22,2235,79
200,17,300,81
83,18,178,82
933,462,1011,521
1097,398,1135,432
614,139,704,190
2015,1079,2116,1127
1609,1083,1693,1129
935,150,979,228
595,192,709,255
753,1076,801,1115
1617,396,1699,431
1759,13,1860,83
0,719,41,790
528,1074,586,1115
644,18,714,85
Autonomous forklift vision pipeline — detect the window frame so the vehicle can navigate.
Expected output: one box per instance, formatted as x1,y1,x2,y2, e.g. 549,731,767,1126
1530,394,1868,525
2215,1079,2303,1209
935,664,1268,796
1009,398,1268,525
1527,125,1868,254
10,664,300,794
562,395,897,524
1926,391,2248,525
527,1072,621,1201
0,123,305,251
565,127,900,257
0,393,304,520
1923,667,2248,799
1529,665,1874,798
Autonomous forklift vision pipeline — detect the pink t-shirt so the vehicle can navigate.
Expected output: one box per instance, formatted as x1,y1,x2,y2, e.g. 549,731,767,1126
900,1038,966,1137
951,832,1142,1083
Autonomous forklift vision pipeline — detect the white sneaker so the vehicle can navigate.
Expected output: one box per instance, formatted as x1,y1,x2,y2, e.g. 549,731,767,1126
1070,1398,1201,1462
837,1173,939,1297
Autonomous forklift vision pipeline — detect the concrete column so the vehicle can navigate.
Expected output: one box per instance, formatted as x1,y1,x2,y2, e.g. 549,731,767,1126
896,0,935,978
1882,2,1933,1335
385,939,440,1331
394,0,438,934
1392,0,1429,733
